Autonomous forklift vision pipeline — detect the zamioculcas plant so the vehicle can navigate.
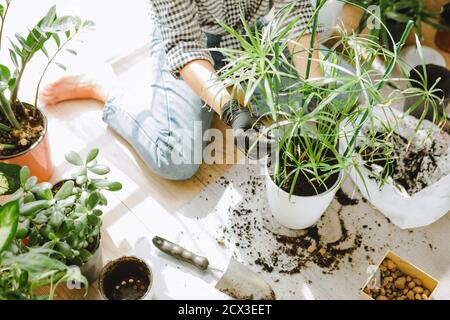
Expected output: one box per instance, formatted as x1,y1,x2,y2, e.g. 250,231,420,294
9,149,121,271
0,2,94,181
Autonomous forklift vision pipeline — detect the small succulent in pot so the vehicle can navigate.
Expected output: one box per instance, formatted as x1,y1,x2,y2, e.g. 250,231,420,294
0,200,88,300
10,148,122,267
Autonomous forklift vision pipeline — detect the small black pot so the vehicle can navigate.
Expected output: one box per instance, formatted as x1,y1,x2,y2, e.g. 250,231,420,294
404,64,450,122
98,256,153,300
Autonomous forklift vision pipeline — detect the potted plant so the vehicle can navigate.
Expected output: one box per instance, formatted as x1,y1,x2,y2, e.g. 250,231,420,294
98,256,153,300
0,2,94,181
435,2,450,53
0,200,88,300
8,149,122,282
349,0,450,51
403,63,450,123
216,2,410,229
216,0,446,230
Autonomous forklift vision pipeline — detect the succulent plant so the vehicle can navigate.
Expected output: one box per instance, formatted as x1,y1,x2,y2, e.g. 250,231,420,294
0,199,87,300
10,149,122,266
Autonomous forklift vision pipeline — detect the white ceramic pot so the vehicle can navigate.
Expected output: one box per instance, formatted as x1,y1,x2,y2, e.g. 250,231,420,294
311,0,345,39
265,158,343,230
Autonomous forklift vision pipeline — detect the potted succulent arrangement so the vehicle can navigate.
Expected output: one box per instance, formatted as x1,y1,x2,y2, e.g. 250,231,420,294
7,149,122,283
0,2,94,181
217,2,447,230
348,0,450,50
0,200,88,300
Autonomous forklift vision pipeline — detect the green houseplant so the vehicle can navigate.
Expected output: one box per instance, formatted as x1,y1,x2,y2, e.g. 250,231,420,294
215,1,436,229
348,0,450,50
8,148,121,282
0,1,94,181
0,200,87,300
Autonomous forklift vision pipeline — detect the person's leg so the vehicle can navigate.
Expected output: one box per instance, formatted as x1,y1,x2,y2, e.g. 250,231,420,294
42,27,213,181
102,27,213,180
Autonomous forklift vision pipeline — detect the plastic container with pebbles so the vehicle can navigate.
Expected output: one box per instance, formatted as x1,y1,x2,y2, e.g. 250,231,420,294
98,256,153,300
360,251,439,300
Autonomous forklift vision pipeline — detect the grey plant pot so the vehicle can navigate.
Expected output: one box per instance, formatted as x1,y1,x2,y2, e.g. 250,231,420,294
80,236,103,284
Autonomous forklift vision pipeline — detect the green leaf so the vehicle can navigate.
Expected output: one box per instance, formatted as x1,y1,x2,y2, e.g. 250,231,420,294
78,248,92,262
20,200,52,217
49,211,65,229
25,176,38,190
88,165,110,175
65,48,77,56
38,5,57,28
86,148,99,163
0,64,11,81
54,180,74,201
9,49,18,67
19,167,30,185
0,162,21,196
106,181,122,192
54,62,67,71
0,200,19,253
86,192,101,210
87,214,100,226
65,151,83,166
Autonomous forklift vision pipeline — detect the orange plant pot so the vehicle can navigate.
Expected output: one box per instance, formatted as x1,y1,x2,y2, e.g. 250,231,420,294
0,109,53,182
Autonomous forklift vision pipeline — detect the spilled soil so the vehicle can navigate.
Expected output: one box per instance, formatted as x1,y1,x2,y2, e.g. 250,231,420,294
361,129,450,195
220,174,366,275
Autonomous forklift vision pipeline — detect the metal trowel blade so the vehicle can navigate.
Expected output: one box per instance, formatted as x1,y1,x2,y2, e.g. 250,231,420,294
215,258,276,300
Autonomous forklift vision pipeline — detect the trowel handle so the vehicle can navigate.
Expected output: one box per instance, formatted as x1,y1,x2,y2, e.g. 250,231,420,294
152,236,210,271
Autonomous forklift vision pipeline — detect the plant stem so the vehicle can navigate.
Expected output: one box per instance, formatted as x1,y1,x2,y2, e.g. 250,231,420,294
0,92,21,129
305,0,326,80
35,34,76,107
0,1,11,51
0,143,17,150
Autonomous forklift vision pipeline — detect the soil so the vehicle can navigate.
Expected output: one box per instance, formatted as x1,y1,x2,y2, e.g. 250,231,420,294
100,257,152,300
0,103,45,157
270,139,340,197
360,127,450,195
335,189,359,206
221,174,364,275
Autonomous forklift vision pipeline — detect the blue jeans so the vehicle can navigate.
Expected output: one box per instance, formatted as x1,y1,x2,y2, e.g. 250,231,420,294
103,27,217,180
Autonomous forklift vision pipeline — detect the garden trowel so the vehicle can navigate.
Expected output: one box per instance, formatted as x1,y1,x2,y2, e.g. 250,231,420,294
152,236,276,300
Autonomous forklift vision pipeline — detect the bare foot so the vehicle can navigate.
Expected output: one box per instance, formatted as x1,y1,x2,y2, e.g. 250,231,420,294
40,75,110,106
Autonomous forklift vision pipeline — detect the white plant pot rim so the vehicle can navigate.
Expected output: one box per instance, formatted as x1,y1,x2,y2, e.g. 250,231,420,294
264,156,343,199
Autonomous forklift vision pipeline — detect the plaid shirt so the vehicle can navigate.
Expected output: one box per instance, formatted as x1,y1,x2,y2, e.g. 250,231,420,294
147,0,318,79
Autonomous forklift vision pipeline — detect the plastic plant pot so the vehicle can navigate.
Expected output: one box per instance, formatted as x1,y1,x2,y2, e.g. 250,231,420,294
98,256,153,300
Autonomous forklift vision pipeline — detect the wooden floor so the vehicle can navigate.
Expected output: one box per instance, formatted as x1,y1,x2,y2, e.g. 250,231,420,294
13,2,450,299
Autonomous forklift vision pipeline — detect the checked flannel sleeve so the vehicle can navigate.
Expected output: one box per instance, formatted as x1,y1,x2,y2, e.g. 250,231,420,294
151,0,214,79
274,0,324,39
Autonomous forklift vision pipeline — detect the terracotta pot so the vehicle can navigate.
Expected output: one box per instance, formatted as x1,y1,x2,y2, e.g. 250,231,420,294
0,107,53,182
435,3,450,53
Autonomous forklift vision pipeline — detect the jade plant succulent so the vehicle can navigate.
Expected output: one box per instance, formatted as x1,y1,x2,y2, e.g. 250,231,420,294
0,200,87,300
9,149,122,266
